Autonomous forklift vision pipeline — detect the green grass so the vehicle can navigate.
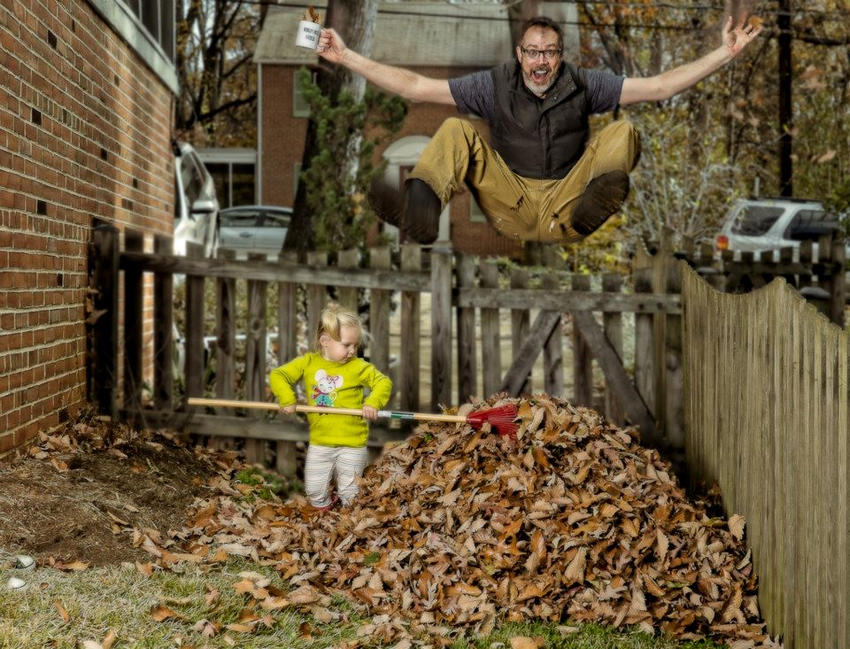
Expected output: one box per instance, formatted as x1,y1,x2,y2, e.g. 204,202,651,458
0,559,726,649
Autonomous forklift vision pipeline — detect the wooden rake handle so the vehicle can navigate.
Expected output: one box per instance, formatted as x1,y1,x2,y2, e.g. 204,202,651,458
186,397,467,424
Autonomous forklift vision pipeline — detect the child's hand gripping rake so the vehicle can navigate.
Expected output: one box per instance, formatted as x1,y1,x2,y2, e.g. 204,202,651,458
186,398,519,439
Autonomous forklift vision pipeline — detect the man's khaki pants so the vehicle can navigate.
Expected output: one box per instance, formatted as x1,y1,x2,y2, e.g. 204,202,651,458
407,117,640,243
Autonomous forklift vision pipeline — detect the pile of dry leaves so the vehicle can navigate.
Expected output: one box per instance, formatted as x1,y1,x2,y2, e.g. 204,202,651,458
141,395,778,648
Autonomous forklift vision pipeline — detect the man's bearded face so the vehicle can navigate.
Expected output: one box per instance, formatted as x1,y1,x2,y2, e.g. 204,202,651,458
516,26,562,98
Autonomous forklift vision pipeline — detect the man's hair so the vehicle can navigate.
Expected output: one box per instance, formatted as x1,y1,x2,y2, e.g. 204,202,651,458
519,16,563,51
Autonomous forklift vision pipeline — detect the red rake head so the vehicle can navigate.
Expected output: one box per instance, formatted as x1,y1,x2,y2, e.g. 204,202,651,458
466,404,519,440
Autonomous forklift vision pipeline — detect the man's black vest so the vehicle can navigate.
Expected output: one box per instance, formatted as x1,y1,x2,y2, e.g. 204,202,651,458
490,61,590,180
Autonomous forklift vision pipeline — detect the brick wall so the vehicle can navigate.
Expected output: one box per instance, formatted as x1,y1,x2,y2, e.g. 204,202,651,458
0,1,175,455
261,64,522,259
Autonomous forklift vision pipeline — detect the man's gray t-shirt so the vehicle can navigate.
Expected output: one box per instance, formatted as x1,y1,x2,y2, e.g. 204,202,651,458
448,66,624,120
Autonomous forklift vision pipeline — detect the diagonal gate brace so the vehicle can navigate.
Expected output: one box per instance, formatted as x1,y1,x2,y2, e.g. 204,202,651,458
571,311,656,437
500,310,561,397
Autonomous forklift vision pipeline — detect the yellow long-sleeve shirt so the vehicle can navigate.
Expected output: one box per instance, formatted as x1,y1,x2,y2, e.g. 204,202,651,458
269,352,392,447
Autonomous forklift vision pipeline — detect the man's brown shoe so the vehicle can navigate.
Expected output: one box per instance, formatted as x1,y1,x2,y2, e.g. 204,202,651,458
368,178,441,244
570,171,630,238
400,179,441,244
368,179,404,228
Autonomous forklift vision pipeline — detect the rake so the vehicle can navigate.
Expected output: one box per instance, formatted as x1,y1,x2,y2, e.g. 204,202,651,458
186,398,519,439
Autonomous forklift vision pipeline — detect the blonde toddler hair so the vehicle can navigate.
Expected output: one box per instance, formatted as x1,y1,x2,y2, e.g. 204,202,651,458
313,302,363,351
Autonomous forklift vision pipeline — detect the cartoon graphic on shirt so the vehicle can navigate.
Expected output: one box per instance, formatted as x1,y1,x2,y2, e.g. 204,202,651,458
312,368,343,407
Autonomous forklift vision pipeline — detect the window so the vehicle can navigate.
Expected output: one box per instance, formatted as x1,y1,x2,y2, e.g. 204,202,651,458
88,0,177,92
197,149,256,208
783,209,837,241
469,195,487,223
731,206,784,236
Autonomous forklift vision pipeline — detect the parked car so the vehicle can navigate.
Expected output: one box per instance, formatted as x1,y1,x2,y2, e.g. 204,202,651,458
173,141,220,257
714,197,848,260
217,205,292,259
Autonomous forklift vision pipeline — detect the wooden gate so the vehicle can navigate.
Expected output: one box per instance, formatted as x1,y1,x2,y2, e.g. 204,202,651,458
88,225,693,471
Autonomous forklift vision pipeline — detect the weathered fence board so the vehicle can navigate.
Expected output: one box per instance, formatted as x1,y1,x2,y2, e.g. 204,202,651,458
456,254,477,403
399,245,421,412
153,234,174,411
510,267,531,396
90,222,119,419
480,260,501,398
430,246,452,411
571,273,592,407
184,243,205,400
542,273,563,397
123,229,144,425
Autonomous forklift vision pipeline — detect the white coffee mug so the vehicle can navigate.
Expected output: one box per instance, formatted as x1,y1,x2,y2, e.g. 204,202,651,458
295,20,321,50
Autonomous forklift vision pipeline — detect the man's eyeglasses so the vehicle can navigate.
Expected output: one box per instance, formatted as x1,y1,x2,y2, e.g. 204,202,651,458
520,47,562,60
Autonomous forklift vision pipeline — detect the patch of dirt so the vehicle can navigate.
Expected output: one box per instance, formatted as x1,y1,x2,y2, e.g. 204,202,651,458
0,416,221,566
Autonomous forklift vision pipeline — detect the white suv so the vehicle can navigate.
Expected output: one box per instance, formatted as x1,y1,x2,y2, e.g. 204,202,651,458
715,197,846,260
173,141,220,257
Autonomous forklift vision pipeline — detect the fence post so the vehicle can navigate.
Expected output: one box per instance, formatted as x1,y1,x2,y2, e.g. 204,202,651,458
306,251,327,343
210,249,236,451
369,246,391,375
480,259,501,398
510,266,531,395
337,249,359,313
400,245,422,412
90,222,119,419
571,273,592,406
633,242,658,445
244,253,269,465
824,235,846,327
153,234,174,411
276,250,299,476
602,273,625,425
542,272,563,398
184,242,205,402
215,249,236,405
663,259,684,450
123,229,144,425
278,251,299,363
431,244,453,411
456,253,478,403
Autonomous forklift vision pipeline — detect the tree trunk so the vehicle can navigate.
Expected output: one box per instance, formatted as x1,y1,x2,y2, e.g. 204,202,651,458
284,0,378,255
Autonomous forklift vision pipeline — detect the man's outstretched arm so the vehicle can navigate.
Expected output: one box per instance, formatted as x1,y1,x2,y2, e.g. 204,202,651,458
619,16,762,106
317,28,456,105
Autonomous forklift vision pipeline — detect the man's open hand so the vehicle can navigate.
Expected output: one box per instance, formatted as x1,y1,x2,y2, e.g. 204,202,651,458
723,15,763,56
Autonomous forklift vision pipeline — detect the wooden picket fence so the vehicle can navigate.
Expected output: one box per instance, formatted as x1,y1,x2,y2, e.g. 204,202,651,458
88,224,846,467
682,263,849,649
89,223,689,472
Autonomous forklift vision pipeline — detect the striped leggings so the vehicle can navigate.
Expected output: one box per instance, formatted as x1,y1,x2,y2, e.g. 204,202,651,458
304,444,369,508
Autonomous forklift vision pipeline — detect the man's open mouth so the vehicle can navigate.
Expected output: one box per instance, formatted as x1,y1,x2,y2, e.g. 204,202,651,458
532,67,550,82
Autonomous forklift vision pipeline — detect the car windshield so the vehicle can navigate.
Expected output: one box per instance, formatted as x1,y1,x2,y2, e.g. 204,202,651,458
220,209,290,228
730,206,784,236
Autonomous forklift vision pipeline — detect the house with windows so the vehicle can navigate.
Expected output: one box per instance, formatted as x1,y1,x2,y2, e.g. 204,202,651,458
0,0,179,454
253,2,578,257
